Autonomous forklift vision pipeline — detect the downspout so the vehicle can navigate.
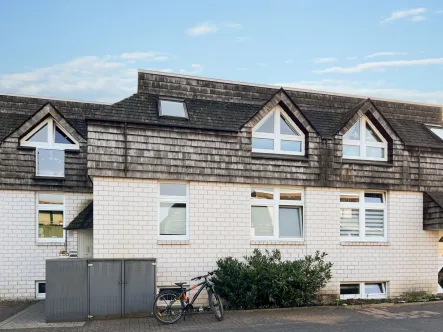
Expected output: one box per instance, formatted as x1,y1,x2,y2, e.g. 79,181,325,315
124,122,128,176
418,146,421,192
65,229,68,255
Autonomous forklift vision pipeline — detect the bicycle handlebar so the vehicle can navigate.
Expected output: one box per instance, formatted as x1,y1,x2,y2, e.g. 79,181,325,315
191,271,215,281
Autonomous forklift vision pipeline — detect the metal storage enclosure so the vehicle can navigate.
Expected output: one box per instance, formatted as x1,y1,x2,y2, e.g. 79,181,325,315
46,258,156,322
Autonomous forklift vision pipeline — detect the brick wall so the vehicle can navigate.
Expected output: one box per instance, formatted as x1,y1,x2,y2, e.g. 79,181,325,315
93,178,439,301
0,190,92,300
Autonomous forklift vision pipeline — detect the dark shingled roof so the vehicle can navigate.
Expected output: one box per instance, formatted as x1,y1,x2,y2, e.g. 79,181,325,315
426,192,443,209
65,202,93,230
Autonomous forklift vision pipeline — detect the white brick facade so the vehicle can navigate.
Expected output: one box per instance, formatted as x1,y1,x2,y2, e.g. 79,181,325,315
93,177,439,299
0,190,92,300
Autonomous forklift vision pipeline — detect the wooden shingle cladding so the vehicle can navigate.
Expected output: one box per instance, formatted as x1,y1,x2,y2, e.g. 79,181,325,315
0,95,107,192
423,192,443,230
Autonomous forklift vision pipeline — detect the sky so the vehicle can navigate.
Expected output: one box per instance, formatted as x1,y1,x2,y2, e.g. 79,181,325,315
0,0,442,104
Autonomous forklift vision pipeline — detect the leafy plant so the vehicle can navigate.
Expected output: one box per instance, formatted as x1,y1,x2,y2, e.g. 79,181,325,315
211,249,332,309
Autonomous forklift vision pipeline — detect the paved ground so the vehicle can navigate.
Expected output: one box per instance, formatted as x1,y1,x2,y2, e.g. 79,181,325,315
1,301,443,331
0,302,34,323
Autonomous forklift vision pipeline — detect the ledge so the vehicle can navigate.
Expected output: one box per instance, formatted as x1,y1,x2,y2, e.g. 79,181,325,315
251,152,309,161
36,241,65,246
33,176,65,181
342,159,393,167
340,241,389,246
157,240,191,245
250,240,305,245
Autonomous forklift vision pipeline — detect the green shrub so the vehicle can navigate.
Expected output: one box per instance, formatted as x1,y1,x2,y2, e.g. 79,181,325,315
211,249,332,309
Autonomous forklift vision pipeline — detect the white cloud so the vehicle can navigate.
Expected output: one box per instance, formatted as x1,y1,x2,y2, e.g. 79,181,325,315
179,64,203,75
256,62,268,67
411,15,426,22
365,52,407,59
437,10,443,14
312,57,337,64
314,57,443,74
0,53,202,102
186,21,241,36
346,56,357,61
274,79,443,104
381,8,427,23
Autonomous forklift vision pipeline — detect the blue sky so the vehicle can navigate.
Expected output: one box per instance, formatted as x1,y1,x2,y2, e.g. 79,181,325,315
0,0,442,104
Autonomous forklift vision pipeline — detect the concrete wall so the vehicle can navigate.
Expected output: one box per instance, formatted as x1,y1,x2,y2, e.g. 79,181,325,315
93,177,439,301
0,190,92,300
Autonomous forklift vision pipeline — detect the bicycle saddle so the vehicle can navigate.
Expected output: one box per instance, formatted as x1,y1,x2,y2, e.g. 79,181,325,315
174,282,187,287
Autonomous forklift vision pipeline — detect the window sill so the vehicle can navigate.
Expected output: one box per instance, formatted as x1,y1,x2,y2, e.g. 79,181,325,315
340,241,389,246
250,240,305,245
33,176,65,180
157,240,190,245
36,241,65,246
251,152,308,161
342,159,393,167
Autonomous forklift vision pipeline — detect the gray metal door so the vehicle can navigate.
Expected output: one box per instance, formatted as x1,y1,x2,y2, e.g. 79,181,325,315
124,260,156,316
89,260,122,319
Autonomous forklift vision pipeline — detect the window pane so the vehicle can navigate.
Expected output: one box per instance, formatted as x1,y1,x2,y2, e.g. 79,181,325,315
251,206,274,236
279,206,302,238
255,113,274,133
340,194,359,203
364,193,384,203
281,140,302,152
430,127,443,140
38,283,46,294
365,283,384,294
340,208,359,237
365,123,382,142
159,202,187,235
37,149,64,177
38,194,64,205
38,211,63,239
252,138,274,150
160,184,187,196
27,124,48,143
251,188,273,200
343,145,360,157
280,115,299,136
340,284,360,295
55,126,75,144
365,209,384,237
280,190,302,201
159,100,187,118
344,120,360,140
366,147,385,159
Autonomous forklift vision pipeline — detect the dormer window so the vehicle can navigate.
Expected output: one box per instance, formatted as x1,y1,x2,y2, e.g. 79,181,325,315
158,99,188,118
427,125,443,140
343,115,387,161
20,118,79,177
252,105,305,155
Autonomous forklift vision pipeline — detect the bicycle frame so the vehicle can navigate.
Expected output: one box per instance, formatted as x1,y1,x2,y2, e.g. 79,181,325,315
180,280,209,307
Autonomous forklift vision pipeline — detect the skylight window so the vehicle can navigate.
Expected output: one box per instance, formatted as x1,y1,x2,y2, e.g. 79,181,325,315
159,99,188,118
427,125,443,140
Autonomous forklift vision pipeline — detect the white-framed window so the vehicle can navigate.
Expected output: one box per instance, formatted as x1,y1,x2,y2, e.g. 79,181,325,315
340,282,387,299
250,187,303,241
252,105,305,156
158,183,189,240
36,193,65,242
36,281,46,299
158,99,188,118
342,115,388,161
20,117,79,177
340,191,387,242
427,124,443,140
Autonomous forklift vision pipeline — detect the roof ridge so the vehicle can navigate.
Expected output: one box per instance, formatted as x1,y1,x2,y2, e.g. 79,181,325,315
0,92,112,105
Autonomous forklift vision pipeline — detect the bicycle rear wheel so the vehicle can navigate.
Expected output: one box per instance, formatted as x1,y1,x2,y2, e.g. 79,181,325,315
208,290,224,321
153,291,184,324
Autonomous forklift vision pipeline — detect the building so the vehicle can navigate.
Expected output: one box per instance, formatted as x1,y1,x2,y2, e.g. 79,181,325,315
1,70,443,301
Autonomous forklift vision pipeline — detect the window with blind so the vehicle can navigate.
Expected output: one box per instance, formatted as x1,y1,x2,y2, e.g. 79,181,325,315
340,191,386,241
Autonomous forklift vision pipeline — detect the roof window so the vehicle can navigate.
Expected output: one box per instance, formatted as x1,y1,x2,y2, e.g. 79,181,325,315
159,99,188,118
427,125,443,140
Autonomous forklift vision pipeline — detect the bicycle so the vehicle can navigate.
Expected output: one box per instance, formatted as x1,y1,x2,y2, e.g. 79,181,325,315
153,271,224,324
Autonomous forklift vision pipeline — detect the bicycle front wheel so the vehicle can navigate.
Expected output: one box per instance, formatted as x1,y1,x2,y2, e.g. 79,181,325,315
208,290,224,321
153,291,184,324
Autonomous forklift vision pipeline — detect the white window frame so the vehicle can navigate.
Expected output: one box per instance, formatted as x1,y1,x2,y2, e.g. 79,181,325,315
158,182,190,241
20,117,79,178
250,187,304,241
158,98,188,119
252,105,305,156
340,190,387,242
426,124,443,140
36,193,65,243
35,281,46,299
340,282,387,299
342,115,388,161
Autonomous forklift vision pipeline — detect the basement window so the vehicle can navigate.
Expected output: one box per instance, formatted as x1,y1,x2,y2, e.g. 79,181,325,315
427,125,443,140
340,282,387,299
158,99,188,118
36,281,46,299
